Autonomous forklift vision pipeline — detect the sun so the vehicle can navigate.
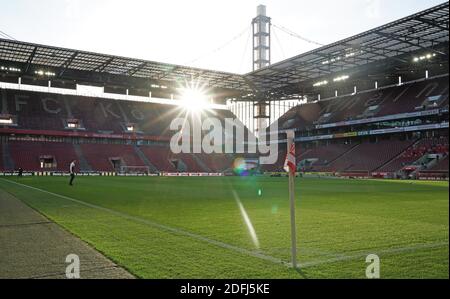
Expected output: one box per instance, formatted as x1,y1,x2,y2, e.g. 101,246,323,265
177,79,211,113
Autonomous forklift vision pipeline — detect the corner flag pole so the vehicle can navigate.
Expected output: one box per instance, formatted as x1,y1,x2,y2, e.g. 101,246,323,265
284,130,297,268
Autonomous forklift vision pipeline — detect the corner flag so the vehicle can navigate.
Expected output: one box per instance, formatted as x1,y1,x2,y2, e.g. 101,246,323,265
284,141,296,174
285,130,298,268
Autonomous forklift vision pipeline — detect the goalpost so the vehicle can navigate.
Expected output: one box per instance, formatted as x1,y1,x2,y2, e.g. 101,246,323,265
120,166,150,174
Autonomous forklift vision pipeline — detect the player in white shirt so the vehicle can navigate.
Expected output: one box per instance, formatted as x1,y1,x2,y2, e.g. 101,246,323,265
69,160,76,186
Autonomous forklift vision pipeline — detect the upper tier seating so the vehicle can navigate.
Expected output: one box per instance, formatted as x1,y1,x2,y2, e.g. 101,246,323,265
2,76,447,136
277,76,449,131
1,89,248,138
378,77,449,116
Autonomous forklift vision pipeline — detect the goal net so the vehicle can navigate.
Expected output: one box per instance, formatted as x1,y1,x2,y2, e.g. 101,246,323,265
120,166,150,174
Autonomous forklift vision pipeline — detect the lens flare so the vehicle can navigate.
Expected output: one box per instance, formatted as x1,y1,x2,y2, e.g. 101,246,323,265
177,78,211,114
233,157,249,176
179,88,209,112
271,204,278,214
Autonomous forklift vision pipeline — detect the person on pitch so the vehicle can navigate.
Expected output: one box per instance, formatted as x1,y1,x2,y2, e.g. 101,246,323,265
69,160,76,186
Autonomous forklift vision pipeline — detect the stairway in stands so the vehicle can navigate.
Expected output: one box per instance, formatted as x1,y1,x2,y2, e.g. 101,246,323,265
73,144,92,172
1,141,15,171
317,143,360,171
133,145,158,172
191,154,212,172
375,139,421,172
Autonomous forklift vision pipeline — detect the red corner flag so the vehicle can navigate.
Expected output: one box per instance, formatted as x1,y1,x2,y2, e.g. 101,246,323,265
284,141,296,174
284,130,298,268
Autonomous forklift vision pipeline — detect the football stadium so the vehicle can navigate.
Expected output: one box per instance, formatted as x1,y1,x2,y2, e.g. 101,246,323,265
0,1,448,282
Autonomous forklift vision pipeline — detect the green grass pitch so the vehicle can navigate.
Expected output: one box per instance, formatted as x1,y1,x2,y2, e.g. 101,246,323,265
0,176,448,279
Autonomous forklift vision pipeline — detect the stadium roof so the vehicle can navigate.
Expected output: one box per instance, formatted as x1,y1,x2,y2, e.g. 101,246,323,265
0,2,448,98
0,39,249,91
244,2,449,93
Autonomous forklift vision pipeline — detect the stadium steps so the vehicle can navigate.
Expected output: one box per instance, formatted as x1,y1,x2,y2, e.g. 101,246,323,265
223,153,236,172
373,139,421,172
73,143,92,172
1,141,15,171
420,155,442,171
133,145,158,173
322,143,361,168
191,154,212,172
297,149,312,159
174,159,187,172
409,153,444,177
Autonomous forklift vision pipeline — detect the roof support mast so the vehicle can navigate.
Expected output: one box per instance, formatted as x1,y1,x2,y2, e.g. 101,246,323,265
252,4,271,71
252,5,271,136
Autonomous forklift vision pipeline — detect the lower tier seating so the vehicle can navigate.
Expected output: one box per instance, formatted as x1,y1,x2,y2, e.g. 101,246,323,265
379,137,449,172
8,140,78,171
1,137,447,174
79,143,146,171
430,156,449,171
321,139,415,173
298,143,355,168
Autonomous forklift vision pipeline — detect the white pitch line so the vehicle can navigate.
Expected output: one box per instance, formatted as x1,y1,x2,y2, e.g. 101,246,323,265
295,241,449,269
0,179,287,267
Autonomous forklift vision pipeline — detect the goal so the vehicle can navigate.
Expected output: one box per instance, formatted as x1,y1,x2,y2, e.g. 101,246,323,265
120,166,150,174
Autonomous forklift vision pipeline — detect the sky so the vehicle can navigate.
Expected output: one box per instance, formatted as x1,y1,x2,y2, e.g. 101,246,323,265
0,0,445,74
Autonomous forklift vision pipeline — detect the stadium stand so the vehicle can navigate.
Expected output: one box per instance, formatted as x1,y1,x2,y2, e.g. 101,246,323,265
172,153,204,172
430,156,449,172
261,148,287,172
138,146,177,172
0,87,253,173
0,142,3,170
1,89,182,135
278,76,449,131
380,137,449,172
198,153,234,172
377,77,449,116
418,154,449,180
297,143,356,170
320,139,415,173
0,80,448,175
70,97,125,134
1,87,250,137
0,4,447,179
8,140,78,172
260,138,445,175
79,143,146,171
